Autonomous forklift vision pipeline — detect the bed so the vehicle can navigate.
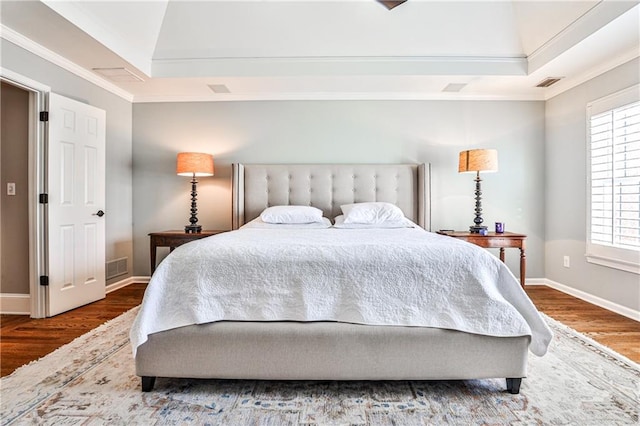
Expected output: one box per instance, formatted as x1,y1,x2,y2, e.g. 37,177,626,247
132,163,552,394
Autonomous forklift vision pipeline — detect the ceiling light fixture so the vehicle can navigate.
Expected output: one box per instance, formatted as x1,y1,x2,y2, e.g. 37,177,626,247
378,0,407,10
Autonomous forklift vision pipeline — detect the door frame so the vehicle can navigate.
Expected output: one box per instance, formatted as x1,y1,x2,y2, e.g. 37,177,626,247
1,68,49,318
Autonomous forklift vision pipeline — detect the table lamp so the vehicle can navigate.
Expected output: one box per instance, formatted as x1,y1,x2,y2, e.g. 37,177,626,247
458,149,498,233
176,152,214,233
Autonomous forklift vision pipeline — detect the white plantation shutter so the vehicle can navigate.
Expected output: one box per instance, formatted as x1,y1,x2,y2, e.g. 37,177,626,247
587,85,640,274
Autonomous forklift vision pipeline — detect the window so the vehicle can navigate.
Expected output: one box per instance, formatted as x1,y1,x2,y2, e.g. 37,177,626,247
587,85,640,274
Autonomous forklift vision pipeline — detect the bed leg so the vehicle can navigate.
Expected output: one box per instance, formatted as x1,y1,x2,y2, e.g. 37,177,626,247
506,378,522,394
141,376,156,392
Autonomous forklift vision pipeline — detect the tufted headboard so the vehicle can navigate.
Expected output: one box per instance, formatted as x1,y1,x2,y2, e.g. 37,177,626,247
232,163,431,230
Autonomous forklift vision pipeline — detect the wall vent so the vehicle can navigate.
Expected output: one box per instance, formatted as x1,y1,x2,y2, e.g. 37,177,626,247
106,257,128,280
208,84,231,94
442,83,467,93
536,77,563,88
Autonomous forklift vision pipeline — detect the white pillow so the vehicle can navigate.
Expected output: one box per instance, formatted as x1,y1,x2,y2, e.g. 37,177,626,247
260,205,324,224
333,215,416,229
341,202,405,224
241,217,332,229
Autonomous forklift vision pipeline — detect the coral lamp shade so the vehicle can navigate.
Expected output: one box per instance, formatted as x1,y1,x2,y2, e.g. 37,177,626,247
458,149,498,173
176,152,214,177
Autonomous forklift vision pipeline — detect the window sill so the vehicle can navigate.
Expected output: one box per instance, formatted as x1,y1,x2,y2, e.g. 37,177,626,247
585,253,640,275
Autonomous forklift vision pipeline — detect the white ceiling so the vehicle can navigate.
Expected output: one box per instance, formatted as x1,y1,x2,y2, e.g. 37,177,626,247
1,0,638,102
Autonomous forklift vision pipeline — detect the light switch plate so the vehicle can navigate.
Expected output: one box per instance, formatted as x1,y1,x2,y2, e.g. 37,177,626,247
7,183,16,196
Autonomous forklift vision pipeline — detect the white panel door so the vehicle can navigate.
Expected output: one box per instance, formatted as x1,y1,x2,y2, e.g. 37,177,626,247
47,93,106,316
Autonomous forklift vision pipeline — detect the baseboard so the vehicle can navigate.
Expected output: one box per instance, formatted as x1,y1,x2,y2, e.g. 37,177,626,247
0,293,30,315
1,277,150,315
105,276,150,294
541,278,640,322
524,278,547,286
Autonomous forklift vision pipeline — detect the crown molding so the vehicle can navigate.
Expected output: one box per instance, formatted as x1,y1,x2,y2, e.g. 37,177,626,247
544,47,639,101
133,91,545,104
1,25,134,102
4,23,633,105
41,0,156,76
152,55,528,79
527,1,637,73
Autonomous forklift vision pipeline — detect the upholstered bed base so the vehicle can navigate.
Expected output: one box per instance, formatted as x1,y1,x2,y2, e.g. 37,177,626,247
136,164,529,394
136,321,529,393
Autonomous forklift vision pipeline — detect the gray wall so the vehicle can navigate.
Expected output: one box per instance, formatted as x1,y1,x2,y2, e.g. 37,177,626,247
3,30,637,315
1,39,134,287
133,100,545,278
0,82,30,293
545,57,640,312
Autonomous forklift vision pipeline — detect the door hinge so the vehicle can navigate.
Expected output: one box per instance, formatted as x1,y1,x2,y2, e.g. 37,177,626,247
39,193,48,204
40,275,49,286
40,111,49,122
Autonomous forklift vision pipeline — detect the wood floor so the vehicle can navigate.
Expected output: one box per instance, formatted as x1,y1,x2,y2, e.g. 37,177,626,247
0,283,146,377
1,283,638,377
526,286,640,362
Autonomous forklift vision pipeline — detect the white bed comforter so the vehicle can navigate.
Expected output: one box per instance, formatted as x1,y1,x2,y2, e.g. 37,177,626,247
130,228,552,356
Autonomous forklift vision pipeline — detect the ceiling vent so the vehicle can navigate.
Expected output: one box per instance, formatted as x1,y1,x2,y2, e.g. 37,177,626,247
92,67,143,83
208,84,231,94
536,77,563,88
442,83,467,93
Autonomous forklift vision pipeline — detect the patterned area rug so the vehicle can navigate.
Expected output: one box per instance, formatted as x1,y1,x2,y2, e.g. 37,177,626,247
1,307,638,425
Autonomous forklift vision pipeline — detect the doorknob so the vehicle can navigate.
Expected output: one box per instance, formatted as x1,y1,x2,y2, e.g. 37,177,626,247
93,210,105,217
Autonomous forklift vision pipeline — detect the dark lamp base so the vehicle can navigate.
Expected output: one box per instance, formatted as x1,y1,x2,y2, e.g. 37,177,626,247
469,225,488,233
184,225,202,234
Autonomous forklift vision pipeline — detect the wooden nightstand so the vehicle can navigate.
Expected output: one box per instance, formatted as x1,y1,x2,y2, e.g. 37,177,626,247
149,230,226,274
437,231,527,288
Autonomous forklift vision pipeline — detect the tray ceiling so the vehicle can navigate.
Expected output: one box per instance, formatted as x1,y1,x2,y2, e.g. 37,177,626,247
1,0,638,102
